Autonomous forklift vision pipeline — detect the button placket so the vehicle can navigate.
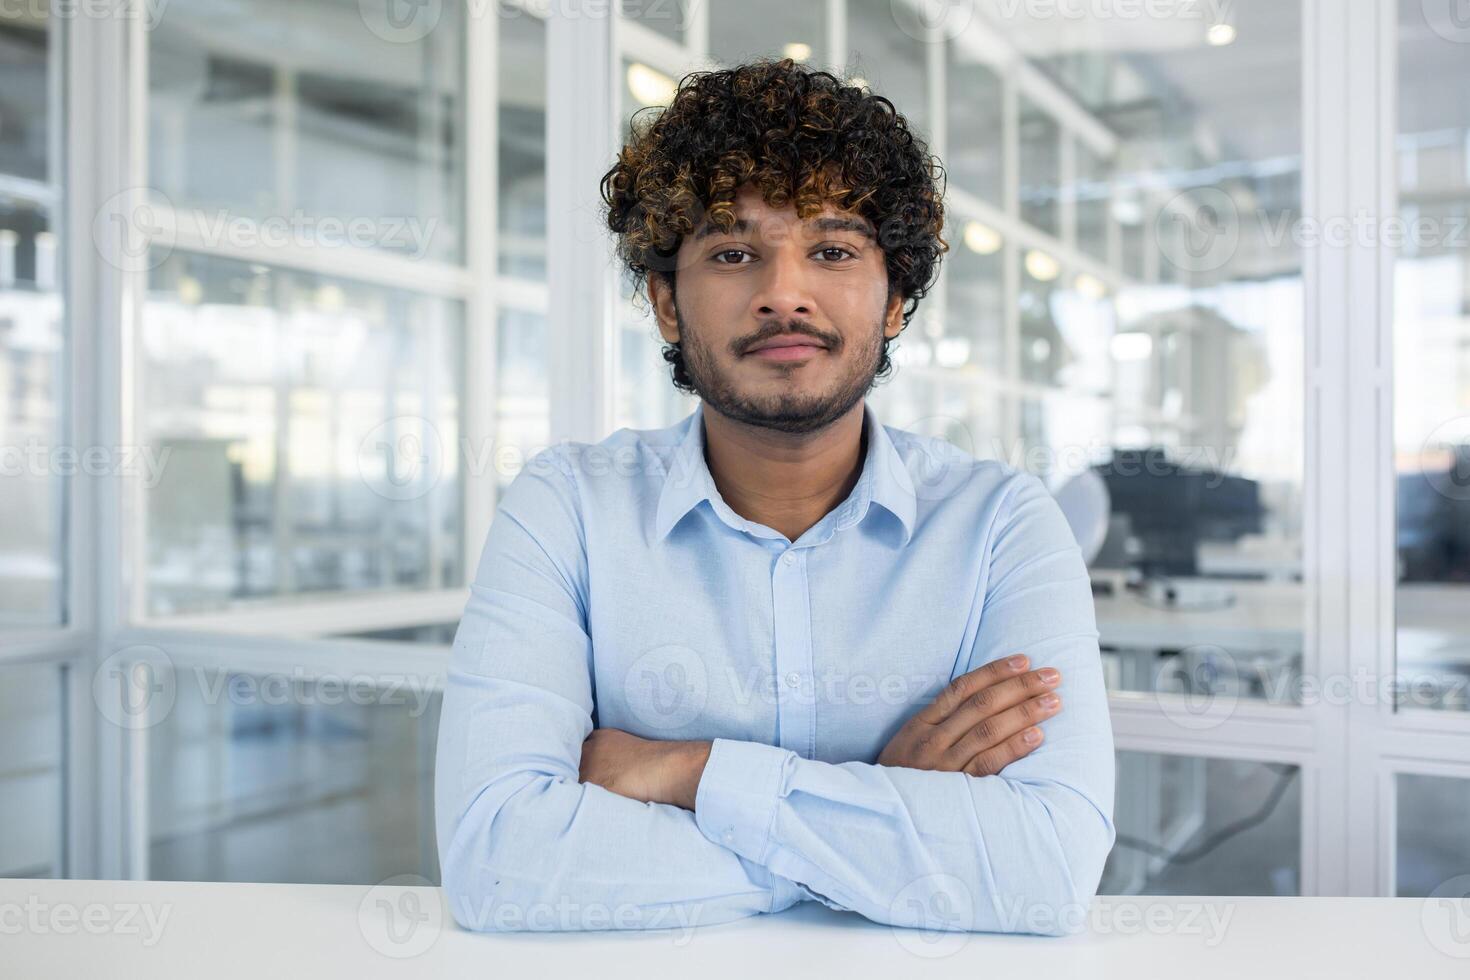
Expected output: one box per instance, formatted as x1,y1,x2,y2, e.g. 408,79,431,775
771,548,814,759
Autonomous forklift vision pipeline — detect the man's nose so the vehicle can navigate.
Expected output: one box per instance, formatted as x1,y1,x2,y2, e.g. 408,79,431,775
751,246,815,320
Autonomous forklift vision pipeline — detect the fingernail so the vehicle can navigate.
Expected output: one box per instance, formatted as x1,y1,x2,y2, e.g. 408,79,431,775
1023,728,1042,744
1038,668,1060,684
1007,655,1027,670
1039,694,1060,708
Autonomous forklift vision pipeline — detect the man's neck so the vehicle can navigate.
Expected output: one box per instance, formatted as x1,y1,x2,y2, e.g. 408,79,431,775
701,402,868,544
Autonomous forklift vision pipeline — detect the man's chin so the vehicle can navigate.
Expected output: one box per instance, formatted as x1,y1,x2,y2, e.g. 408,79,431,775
701,390,862,434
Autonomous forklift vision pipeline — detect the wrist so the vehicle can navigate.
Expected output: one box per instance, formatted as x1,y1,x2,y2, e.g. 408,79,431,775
669,739,713,810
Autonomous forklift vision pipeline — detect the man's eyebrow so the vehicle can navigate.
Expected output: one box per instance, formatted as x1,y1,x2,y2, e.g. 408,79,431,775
691,215,876,242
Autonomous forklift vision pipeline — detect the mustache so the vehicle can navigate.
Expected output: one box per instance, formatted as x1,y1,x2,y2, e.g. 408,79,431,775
735,321,840,354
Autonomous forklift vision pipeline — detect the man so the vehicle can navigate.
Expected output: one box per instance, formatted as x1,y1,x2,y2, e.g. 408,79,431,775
434,58,1115,936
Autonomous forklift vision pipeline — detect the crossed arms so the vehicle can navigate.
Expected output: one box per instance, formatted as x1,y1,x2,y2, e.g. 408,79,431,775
432,457,1116,935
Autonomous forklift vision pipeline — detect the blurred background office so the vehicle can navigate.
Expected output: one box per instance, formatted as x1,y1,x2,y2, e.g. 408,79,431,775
1,0,1468,900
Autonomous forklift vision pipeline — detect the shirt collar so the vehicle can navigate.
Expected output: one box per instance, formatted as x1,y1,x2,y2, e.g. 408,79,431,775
654,401,916,546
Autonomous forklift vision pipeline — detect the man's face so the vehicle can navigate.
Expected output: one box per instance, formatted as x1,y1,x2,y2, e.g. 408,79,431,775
649,183,905,435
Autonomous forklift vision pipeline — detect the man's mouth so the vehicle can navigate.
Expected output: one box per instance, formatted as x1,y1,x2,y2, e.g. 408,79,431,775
744,333,830,361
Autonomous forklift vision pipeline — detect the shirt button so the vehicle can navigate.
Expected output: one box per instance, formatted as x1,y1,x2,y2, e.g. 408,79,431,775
786,671,800,688
723,831,734,843
782,552,796,566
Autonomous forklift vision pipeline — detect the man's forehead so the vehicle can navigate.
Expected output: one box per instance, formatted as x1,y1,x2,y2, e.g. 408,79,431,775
691,207,877,242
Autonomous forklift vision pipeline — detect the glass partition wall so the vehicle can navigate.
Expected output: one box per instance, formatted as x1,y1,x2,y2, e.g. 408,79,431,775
5,0,1466,899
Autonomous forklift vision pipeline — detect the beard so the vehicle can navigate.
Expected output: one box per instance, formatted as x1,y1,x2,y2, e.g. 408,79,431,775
675,300,885,435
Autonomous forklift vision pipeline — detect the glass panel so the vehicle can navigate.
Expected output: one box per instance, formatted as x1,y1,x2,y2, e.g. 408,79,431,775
615,56,697,432
935,382,1006,463
497,308,552,490
944,222,1005,371
1018,94,1060,236
0,7,64,626
1101,752,1301,896
497,13,549,490
1396,772,1470,897
616,303,698,432
0,662,63,877
846,0,929,141
140,252,464,616
148,0,466,263
982,2,1306,705
621,55,677,121
946,46,1004,206
621,0,688,44
499,13,547,283
149,667,441,885
1074,139,1112,262
1019,254,1062,384
1394,0,1470,714
708,0,826,69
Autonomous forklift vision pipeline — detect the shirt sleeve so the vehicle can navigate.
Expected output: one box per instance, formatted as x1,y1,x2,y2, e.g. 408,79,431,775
691,472,1117,936
434,448,810,933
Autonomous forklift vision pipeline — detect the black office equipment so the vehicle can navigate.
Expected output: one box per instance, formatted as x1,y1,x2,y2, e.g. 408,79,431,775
1397,445,1470,583
1093,447,1265,577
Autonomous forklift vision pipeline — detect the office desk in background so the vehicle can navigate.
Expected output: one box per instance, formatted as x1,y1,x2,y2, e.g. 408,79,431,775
1092,576,1470,682
2,878,1466,978
1090,575,1470,894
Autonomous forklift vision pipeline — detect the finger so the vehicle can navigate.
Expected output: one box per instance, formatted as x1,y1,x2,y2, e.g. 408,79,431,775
961,720,1050,777
943,691,1062,769
916,653,1033,725
933,666,1062,744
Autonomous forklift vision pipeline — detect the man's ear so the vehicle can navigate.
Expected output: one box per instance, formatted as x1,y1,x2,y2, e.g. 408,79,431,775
883,288,905,341
649,272,679,344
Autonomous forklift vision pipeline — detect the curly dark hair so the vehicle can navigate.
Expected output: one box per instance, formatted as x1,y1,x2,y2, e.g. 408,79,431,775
599,57,949,393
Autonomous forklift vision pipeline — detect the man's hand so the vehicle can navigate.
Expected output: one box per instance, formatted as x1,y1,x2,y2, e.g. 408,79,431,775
877,654,1062,776
579,728,712,810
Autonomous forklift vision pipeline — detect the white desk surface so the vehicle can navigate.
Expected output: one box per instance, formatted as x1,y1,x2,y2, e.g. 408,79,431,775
4,878,1468,979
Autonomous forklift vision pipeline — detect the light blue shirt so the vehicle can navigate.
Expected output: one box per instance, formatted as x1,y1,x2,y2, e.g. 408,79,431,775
435,400,1116,935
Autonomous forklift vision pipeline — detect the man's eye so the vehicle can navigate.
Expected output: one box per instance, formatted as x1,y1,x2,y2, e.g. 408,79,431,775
817,247,855,261
712,249,750,264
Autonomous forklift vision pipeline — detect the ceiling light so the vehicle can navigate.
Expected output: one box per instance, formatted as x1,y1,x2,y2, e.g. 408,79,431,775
963,220,1003,255
177,275,202,305
783,42,812,62
627,62,676,107
1207,23,1236,46
934,336,970,368
1110,331,1154,361
1024,249,1060,282
1111,198,1143,225
1073,273,1107,300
